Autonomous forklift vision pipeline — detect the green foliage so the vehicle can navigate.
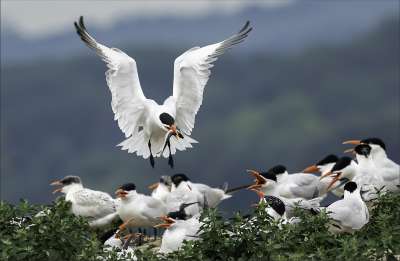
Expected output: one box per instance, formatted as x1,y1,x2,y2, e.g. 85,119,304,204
2,193,399,261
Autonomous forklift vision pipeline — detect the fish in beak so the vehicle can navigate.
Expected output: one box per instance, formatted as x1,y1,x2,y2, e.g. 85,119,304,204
115,189,128,199
148,182,159,191
302,165,319,173
50,180,63,194
154,216,175,229
247,169,266,190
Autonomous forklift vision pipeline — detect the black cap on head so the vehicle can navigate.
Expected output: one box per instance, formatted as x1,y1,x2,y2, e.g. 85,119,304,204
316,154,338,166
171,173,190,187
159,113,175,126
331,157,353,172
119,183,136,191
267,165,287,175
260,172,277,182
60,176,81,185
354,144,371,157
343,181,357,193
361,137,386,151
264,195,285,216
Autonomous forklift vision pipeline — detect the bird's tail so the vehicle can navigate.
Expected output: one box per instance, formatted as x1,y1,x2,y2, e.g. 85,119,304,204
118,131,198,159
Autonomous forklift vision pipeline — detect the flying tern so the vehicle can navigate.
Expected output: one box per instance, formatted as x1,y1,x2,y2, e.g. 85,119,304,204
74,16,252,168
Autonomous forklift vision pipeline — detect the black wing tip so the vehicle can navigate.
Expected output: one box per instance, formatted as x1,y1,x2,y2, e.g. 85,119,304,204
239,20,252,35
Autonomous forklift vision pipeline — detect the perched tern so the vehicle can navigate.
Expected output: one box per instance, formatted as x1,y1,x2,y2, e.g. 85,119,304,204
247,167,322,218
156,214,202,253
248,165,321,199
50,175,117,227
115,183,167,233
343,137,399,192
74,16,252,168
325,182,369,233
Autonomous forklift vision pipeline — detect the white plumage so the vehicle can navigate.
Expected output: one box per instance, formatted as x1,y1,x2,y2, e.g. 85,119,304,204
74,16,252,167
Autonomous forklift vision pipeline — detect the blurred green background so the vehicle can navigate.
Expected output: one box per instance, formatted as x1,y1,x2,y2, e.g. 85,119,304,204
1,1,399,213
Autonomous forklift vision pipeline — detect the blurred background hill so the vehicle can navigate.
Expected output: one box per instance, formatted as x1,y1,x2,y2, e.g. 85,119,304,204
1,0,399,214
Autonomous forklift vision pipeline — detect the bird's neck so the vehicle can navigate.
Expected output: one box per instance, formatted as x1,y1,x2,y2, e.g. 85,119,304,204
64,183,83,195
319,163,335,175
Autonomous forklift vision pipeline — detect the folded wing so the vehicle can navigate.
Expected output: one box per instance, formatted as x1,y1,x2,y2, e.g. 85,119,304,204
172,21,252,135
74,16,147,138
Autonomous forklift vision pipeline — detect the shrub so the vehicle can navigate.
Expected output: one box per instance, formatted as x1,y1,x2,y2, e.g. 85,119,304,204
1,193,399,261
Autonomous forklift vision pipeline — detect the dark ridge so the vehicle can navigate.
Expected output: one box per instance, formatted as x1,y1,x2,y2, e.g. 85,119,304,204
344,181,358,193
354,144,372,157
316,154,338,166
60,175,82,185
119,183,136,191
361,137,386,151
331,157,353,172
267,165,287,175
264,195,286,216
171,173,190,187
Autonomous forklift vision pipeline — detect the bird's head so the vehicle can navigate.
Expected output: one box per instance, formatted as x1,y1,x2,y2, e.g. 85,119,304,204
354,144,372,159
115,183,136,200
303,154,338,174
50,175,82,194
343,137,386,155
159,113,184,139
247,169,276,191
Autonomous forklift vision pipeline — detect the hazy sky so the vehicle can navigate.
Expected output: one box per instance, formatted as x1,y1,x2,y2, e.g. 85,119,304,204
1,0,293,38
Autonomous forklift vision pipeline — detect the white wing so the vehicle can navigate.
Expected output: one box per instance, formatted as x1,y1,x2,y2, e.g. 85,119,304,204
72,189,116,219
75,16,147,138
171,21,252,135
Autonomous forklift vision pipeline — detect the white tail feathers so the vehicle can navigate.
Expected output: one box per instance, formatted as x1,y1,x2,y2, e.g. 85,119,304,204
118,131,198,159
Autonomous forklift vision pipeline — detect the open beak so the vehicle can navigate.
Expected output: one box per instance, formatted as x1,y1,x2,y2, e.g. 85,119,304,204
154,216,175,228
327,173,341,190
302,165,319,173
167,124,183,139
246,169,266,190
50,180,63,194
115,189,128,199
148,182,159,191
344,148,356,154
342,140,362,145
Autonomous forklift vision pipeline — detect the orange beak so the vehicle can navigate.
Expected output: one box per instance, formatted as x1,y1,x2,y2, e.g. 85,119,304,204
154,216,175,228
343,148,356,154
50,180,63,194
319,171,333,180
302,165,319,173
250,188,265,207
342,140,362,145
115,189,128,199
246,169,266,190
148,182,159,190
326,173,341,190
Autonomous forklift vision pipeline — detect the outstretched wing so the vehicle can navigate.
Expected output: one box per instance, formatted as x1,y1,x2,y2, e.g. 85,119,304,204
74,16,147,138
171,21,252,135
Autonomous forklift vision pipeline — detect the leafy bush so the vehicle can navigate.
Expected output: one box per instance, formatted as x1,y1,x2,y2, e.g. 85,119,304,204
1,193,399,261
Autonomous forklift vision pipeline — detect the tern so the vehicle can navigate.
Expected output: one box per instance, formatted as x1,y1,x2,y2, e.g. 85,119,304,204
343,137,399,192
50,175,117,227
156,214,202,253
248,165,321,199
74,16,252,168
115,183,167,235
325,182,369,233
247,167,322,218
